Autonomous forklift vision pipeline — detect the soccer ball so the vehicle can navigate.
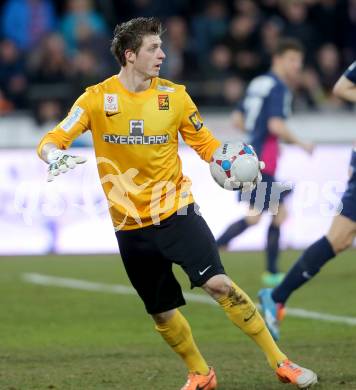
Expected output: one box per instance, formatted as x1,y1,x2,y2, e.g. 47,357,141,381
209,142,260,191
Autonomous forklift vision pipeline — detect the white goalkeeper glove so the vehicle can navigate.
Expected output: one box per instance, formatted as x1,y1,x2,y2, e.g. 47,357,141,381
240,145,265,191
47,149,87,182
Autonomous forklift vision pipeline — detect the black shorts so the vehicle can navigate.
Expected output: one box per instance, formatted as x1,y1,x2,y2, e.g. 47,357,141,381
115,203,226,314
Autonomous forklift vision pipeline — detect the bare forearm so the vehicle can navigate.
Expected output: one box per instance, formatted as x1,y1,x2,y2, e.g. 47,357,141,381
268,119,301,145
333,86,356,102
268,117,313,153
333,76,356,103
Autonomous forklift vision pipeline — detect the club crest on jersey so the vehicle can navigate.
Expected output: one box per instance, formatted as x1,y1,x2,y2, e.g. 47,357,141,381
189,111,203,131
104,93,118,112
103,119,169,145
158,94,169,110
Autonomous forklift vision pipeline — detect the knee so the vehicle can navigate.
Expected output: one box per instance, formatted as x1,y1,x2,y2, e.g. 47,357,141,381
202,274,232,299
245,214,261,226
328,233,354,254
152,309,176,325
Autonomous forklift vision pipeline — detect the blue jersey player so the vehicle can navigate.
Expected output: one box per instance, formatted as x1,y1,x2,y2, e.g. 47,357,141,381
217,38,313,286
259,62,356,341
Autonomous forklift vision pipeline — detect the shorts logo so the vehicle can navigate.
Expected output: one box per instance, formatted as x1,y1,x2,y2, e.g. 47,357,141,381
198,265,212,276
61,106,84,132
103,119,169,145
158,94,169,110
189,111,203,131
104,93,118,112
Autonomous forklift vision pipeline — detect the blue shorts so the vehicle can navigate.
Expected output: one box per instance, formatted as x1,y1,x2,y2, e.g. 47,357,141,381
238,173,293,212
340,149,356,222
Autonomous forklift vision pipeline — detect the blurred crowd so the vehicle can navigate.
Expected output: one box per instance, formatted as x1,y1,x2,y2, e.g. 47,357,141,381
0,0,355,124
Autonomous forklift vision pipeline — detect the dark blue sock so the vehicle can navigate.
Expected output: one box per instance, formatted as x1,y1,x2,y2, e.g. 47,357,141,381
266,223,280,274
216,218,248,247
272,236,335,304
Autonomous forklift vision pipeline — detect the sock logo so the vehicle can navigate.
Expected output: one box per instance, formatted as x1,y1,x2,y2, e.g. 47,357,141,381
243,308,257,322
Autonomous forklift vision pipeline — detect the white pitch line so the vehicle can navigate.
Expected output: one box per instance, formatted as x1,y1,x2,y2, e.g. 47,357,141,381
22,273,356,326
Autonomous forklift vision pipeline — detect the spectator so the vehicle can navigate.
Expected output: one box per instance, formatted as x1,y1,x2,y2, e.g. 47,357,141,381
1,0,56,51
0,39,27,110
0,0,354,113
223,14,261,80
309,0,342,47
204,44,234,81
70,49,101,98
259,17,284,71
117,0,187,20
202,44,236,106
259,0,281,18
341,0,356,63
221,76,245,107
280,0,317,63
233,0,262,21
60,0,108,55
160,16,198,81
27,33,71,124
75,22,115,77
315,43,343,105
192,0,228,65
297,67,325,110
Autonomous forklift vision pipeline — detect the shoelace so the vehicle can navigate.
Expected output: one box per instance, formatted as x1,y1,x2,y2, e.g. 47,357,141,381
282,361,303,375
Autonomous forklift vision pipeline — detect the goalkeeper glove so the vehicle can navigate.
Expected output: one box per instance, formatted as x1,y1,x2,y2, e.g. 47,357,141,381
47,149,87,182
241,145,265,191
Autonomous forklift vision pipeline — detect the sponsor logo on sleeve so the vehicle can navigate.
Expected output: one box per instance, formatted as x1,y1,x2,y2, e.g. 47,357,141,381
158,94,169,110
157,85,175,92
61,106,84,132
189,111,203,131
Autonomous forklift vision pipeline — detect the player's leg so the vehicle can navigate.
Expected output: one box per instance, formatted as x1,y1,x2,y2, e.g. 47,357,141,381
261,152,356,339
202,275,317,388
115,226,211,381
262,178,293,286
216,209,262,249
260,214,356,340
162,203,317,387
262,205,287,286
267,155,356,308
154,309,217,390
276,213,355,301
216,178,267,249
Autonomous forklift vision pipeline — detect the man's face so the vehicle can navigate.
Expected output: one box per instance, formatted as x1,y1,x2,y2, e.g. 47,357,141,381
278,50,303,83
132,35,165,79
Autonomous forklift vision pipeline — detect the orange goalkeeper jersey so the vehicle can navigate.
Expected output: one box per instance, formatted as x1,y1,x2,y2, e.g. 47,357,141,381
37,75,220,230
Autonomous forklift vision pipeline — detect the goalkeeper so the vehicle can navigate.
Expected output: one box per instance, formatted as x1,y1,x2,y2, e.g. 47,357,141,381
37,17,317,390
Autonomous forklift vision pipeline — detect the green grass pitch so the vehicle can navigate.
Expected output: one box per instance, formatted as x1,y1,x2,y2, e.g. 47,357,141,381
1,250,356,389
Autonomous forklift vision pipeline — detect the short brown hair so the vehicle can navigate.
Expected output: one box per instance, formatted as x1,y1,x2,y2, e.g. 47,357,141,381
111,17,162,66
273,38,304,57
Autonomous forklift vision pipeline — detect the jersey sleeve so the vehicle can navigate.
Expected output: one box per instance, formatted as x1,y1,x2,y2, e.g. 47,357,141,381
37,91,91,157
179,91,220,162
344,61,356,84
266,84,289,119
